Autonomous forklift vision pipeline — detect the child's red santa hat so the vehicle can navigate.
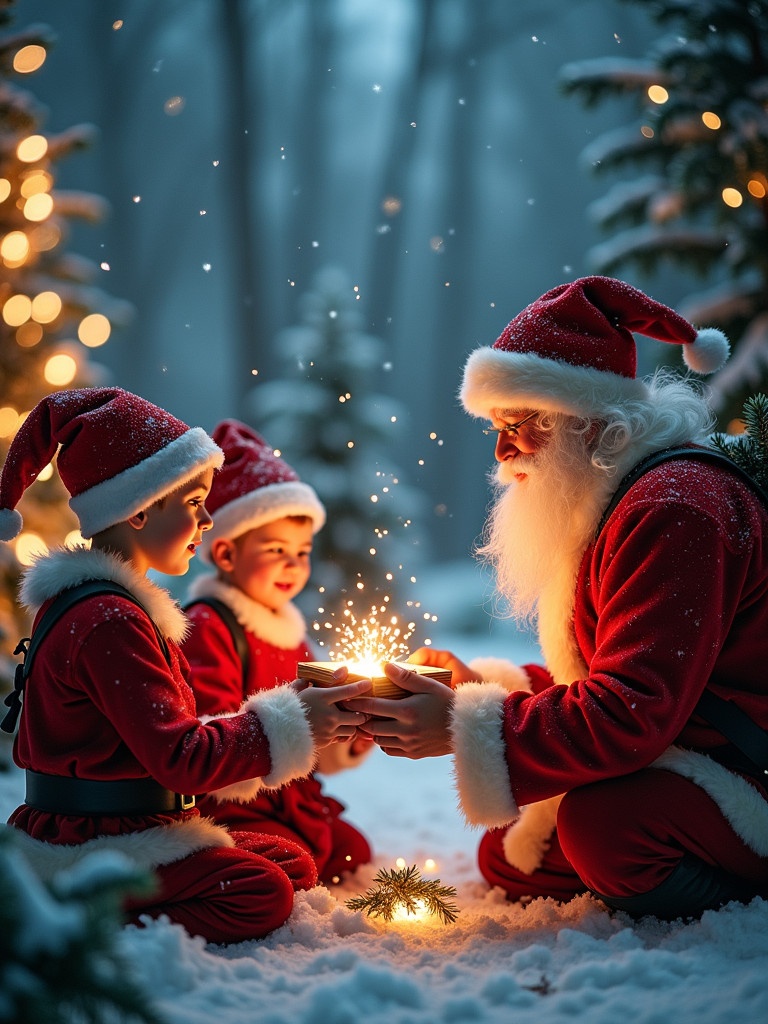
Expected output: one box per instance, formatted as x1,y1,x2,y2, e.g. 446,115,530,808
0,387,223,541
460,275,730,419
199,419,325,562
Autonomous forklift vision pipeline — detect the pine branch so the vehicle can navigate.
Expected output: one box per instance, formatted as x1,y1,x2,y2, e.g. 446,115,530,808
346,864,459,925
711,393,768,490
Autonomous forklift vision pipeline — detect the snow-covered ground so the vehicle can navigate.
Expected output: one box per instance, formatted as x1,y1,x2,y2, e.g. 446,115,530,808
1,567,767,1023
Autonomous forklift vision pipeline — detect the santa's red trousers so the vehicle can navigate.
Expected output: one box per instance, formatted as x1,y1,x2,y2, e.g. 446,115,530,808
124,830,317,944
478,768,768,917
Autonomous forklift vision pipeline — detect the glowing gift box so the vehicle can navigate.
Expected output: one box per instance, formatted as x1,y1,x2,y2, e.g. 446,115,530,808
297,661,451,699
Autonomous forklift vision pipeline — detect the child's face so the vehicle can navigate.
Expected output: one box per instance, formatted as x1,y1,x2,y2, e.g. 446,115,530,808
138,468,214,576
225,516,313,612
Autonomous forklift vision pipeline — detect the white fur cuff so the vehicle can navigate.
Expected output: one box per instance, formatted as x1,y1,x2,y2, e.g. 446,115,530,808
246,685,316,789
450,682,519,827
469,657,532,692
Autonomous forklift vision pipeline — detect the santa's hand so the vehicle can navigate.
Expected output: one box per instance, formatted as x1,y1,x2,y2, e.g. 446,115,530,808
408,646,480,686
353,662,454,759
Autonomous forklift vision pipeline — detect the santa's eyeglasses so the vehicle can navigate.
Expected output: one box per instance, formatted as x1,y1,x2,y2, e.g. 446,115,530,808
482,411,538,437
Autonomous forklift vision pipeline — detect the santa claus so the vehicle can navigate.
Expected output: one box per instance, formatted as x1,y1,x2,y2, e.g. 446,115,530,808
355,275,768,921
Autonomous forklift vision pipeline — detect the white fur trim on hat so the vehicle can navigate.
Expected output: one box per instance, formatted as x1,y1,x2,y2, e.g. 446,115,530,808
200,480,326,562
70,427,223,539
460,347,650,421
450,681,519,827
682,327,730,375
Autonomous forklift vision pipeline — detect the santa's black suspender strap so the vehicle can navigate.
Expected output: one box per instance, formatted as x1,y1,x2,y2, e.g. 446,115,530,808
1,579,170,734
595,445,768,775
595,444,768,539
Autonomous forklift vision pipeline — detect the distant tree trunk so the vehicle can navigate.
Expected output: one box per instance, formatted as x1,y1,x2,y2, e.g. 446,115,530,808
365,0,436,340
219,0,266,415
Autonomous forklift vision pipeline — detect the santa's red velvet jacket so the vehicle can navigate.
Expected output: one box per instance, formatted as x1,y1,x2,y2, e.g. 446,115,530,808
450,458,768,871
7,546,316,880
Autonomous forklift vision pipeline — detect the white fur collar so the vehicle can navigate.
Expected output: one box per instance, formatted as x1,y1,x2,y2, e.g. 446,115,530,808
19,545,189,643
186,573,307,649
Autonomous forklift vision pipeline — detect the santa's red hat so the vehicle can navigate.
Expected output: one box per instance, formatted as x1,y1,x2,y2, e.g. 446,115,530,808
199,419,325,562
0,387,223,541
460,276,730,420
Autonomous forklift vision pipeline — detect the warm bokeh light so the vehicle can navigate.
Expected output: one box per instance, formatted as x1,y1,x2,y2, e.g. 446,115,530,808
0,407,20,437
702,111,721,130
722,187,743,208
23,192,54,221
20,170,53,197
15,532,49,566
382,195,402,216
44,352,78,386
1,230,30,265
77,312,111,347
647,84,669,104
28,222,60,252
747,177,767,199
65,530,88,549
640,125,654,139
16,135,48,163
16,321,43,348
2,293,32,326
31,290,62,324
0,178,11,202
13,44,47,74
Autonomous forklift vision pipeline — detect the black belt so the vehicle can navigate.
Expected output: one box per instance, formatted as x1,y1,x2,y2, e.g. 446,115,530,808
25,771,195,816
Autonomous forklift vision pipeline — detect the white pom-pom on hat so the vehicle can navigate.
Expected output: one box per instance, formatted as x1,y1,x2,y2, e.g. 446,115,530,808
682,327,730,375
0,507,22,542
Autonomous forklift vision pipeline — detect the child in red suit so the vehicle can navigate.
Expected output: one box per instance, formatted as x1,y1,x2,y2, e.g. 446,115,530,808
183,419,372,884
0,388,369,944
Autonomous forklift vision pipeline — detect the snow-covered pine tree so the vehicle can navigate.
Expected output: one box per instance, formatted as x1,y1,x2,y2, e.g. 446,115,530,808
0,2,130,725
711,391,768,491
247,266,428,611
560,0,768,424
0,827,162,1024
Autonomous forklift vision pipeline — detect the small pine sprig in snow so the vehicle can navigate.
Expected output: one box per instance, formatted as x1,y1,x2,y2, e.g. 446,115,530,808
711,393,768,492
346,864,459,924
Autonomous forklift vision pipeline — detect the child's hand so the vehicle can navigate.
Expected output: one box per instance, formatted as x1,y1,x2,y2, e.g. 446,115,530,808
292,676,372,749
408,646,481,687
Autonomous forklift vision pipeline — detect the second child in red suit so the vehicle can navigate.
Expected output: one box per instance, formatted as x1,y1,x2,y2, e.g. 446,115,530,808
183,420,372,884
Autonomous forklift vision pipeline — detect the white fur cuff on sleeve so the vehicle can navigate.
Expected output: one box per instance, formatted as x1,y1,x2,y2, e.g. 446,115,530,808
469,657,532,692
450,681,519,828
245,684,316,788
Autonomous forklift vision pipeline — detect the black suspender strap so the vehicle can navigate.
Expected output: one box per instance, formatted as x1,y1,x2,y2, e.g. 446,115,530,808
595,444,768,540
695,690,768,776
1,579,170,734
184,597,250,691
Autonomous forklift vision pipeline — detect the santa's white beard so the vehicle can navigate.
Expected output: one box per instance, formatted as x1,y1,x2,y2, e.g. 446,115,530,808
479,427,616,626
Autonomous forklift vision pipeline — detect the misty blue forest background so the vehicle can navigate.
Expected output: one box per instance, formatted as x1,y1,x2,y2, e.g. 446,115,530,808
7,0,764,652
11,0,666,595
